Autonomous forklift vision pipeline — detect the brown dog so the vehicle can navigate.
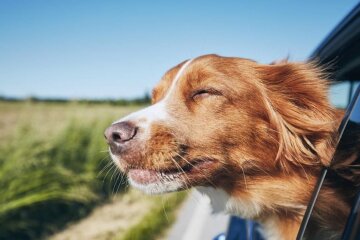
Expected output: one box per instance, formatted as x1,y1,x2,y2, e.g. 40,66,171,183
105,54,345,240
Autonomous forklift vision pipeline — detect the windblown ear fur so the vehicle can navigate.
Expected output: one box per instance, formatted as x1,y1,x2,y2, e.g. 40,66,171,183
256,61,339,170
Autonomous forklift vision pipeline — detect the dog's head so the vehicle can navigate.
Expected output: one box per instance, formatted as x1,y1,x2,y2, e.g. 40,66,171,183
105,54,337,198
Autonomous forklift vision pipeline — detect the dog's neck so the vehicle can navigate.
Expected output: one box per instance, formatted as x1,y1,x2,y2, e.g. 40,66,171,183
196,186,302,240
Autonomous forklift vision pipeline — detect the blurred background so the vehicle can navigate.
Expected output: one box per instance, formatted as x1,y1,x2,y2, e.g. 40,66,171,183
0,1,359,239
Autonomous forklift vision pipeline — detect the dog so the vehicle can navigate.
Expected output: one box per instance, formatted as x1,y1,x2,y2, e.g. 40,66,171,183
105,54,347,240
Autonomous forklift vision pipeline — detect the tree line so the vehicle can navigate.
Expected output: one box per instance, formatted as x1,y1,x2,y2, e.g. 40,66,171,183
0,92,151,106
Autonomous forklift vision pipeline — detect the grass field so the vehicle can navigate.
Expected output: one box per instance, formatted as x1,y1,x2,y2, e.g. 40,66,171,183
0,101,186,240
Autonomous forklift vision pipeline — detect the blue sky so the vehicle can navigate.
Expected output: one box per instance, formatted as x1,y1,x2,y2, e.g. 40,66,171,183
0,1,359,99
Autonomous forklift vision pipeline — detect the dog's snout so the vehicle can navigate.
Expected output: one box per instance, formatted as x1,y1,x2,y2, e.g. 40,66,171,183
104,121,137,145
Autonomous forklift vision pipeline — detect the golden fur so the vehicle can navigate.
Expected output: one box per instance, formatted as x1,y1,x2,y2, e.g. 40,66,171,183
108,54,349,239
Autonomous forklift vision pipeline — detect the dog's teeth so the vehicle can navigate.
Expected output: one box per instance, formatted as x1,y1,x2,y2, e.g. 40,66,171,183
159,172,174,181
157,171,179,182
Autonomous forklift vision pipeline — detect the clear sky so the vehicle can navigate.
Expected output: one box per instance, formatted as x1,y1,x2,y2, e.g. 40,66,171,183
1,0,359,99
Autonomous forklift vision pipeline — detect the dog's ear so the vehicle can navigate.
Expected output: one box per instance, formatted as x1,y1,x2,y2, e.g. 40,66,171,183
256,62,338,170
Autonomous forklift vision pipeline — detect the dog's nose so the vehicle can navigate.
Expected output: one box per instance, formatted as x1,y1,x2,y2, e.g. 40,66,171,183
104,121,137,144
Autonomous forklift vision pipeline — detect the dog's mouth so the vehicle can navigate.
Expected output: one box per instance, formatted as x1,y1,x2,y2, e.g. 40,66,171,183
127,159,216,186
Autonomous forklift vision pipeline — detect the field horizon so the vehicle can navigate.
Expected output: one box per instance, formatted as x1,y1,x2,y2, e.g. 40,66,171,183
0,101,186,240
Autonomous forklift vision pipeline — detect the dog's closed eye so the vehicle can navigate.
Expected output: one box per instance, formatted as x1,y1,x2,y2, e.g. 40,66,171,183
191,88,222,101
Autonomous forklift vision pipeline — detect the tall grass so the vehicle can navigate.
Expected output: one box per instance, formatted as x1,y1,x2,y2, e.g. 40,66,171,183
0,118,126,239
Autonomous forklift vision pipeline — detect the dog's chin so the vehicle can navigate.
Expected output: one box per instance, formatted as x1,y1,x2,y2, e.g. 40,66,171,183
110,152,218,194
128,169,186,194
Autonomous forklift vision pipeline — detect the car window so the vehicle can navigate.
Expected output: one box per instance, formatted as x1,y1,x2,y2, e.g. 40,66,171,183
330,81,360,109
351,81,360,99
299,86,360,240
330,81,351,108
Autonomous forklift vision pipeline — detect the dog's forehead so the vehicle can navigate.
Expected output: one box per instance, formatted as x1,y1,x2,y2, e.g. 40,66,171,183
151,55,258,104
152,57,219,102
152,68,179,102
152,60,193,102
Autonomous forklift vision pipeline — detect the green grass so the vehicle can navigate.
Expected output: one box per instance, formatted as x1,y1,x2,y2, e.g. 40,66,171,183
119,192,187,240
0,102,142,239
0,102,188,240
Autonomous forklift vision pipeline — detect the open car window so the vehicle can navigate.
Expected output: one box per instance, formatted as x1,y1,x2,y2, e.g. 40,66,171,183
296,4,360,238
330,81,360,109
297,86,360,239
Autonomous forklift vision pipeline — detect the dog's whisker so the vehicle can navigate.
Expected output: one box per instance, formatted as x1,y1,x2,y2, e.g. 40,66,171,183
174,152,218,188
99,149,110,153
98,160,114,176
101,164,117,184
97,154,111,167
109,164,119,188
161,195,170,222
112,171,122,197
239,165,248,190
115,172,127,195
169,156,191,189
